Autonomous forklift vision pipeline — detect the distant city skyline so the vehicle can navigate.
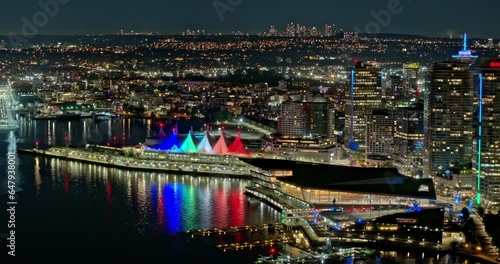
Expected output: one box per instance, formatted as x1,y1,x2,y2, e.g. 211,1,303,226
1,0,500,38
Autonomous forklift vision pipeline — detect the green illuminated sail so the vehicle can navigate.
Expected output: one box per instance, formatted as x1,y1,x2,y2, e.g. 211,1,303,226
180,132,197,152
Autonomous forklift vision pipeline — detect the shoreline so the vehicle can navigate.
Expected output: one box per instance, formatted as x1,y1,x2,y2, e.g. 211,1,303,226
17,147,499,264
246,185,499,264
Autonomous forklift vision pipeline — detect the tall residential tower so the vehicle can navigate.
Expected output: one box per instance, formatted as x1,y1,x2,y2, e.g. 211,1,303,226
472,59,500,206
426,61,474,177
394,104,424,178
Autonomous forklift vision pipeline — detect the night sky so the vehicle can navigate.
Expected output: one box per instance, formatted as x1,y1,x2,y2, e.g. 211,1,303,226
0,0,498,38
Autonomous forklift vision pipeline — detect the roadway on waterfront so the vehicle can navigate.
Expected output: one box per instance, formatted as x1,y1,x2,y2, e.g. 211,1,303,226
211,121,269,140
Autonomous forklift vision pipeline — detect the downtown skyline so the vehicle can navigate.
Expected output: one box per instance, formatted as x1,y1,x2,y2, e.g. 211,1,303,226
0,0,499,38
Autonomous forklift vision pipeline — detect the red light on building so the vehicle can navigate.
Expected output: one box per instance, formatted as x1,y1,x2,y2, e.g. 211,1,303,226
106,142,111,146
490,61,500,68
269,247,276,254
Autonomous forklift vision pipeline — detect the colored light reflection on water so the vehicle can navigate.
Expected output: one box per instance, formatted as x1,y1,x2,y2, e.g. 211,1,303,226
40,158,280,236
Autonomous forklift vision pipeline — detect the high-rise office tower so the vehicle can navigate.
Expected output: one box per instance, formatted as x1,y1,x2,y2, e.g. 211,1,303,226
268,25,277,36
345,61,382,149
286,23,296,37
487,38,494,48
472,58,500,206
403,63,420,99
426,61,474,177
387,75,404,99
278,96,334,138
305,95,335,138
323,24,338,37
365,110,395,161
278,101,306,137
394,104,424,178
343,32,359,42
324,24,332,37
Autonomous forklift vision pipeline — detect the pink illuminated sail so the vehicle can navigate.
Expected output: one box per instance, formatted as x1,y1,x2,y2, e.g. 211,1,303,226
212,131,229,154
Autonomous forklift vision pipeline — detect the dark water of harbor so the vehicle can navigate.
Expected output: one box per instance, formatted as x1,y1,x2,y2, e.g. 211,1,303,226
0,117,481,263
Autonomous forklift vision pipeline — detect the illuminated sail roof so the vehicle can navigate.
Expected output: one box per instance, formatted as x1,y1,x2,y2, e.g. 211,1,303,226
180,132,197,152
196,130,213,153
228,132,250,155
157,126,167,139
158,128,180,151
212,130,229,154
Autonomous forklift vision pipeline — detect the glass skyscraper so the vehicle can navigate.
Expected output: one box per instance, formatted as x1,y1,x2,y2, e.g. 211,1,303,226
345,61,382,149
472,59,500,206
394,104,424,178
427,61,474,177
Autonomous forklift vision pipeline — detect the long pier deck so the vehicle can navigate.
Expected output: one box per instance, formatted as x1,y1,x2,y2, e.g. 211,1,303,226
18,147,253,178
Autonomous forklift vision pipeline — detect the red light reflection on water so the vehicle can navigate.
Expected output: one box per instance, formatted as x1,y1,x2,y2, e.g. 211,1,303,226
106,180,112,205
64,171,69,196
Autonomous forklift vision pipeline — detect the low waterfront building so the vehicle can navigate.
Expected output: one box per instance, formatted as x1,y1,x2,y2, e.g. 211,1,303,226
242,158,436,206
241,158,444,244
271,136,339,163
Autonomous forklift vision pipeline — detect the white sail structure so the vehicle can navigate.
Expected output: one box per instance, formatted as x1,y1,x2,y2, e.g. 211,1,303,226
196,130,213,153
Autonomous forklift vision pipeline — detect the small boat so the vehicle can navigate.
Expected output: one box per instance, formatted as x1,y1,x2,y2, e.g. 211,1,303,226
247,197,260,204
34,114,56,120
80,112,93,118
0,123,19,131
94,115,110,122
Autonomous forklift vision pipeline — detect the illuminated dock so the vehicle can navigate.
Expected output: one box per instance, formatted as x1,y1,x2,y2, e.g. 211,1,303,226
185,224,292,252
